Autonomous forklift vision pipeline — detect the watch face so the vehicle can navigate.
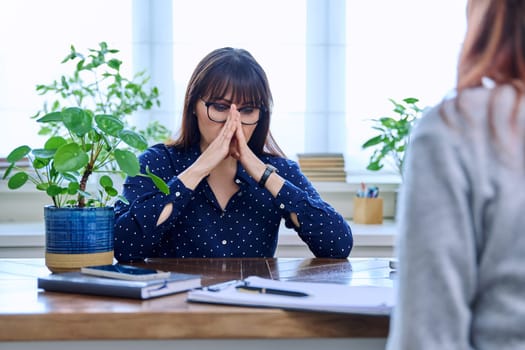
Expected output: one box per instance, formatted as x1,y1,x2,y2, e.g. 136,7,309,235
267,164,277,174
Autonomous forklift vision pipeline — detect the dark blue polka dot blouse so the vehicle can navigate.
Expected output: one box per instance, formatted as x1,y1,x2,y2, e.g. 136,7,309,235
114,144,353,261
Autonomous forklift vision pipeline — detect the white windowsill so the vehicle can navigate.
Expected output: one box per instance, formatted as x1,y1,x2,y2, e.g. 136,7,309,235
0,222,45,247
0,174,400,258
278,220,396,247
0,221,396,247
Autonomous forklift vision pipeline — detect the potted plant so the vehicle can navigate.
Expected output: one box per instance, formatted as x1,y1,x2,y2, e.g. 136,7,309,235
2,42,170,272
361,97,423,178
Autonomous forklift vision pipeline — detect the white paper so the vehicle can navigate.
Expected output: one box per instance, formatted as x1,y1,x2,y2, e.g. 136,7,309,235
187,276,394,315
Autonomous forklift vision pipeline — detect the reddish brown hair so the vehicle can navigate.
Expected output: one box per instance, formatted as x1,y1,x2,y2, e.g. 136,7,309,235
451,0,525,130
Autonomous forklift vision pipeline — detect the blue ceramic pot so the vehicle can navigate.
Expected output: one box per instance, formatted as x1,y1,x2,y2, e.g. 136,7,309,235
44,206,115,273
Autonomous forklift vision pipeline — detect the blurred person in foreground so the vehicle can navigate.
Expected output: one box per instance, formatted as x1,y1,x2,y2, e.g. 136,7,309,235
387,1,525,349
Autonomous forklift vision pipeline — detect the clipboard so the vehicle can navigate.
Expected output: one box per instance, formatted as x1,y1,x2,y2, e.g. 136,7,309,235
187,276,394,315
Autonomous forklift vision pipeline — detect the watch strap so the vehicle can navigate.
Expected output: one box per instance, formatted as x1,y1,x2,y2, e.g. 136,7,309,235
258,164,277,188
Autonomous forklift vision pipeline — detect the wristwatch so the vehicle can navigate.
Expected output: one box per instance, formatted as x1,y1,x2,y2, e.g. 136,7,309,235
258,164,277,188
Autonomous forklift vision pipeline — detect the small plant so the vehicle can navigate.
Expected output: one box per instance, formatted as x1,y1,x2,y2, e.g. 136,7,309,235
361,97,422,178
2,42,170,208
34,41,171,144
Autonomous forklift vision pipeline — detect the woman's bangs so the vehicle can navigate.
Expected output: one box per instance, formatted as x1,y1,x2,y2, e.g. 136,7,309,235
203,68,265,106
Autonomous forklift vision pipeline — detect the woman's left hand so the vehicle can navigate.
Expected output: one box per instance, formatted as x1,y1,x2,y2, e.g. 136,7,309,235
229,104,297,225
228,104,266,178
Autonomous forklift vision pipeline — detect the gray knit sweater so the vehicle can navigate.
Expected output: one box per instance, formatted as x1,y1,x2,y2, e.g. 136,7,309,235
386,85,525,350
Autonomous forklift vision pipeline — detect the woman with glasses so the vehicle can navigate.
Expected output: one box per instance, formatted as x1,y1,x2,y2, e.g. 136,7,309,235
114,47,353,262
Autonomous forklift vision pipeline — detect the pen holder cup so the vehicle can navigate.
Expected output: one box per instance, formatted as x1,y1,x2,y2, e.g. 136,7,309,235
353,197,383,224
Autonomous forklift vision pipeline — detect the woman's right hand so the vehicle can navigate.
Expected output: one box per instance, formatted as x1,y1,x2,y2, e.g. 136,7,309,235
177,109,240,190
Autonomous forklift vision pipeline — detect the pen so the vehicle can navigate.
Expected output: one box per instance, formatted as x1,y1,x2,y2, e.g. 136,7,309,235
356,182,366,197
205,280,242,292
367,186,379,198
357,184,379,198
236,285,309,297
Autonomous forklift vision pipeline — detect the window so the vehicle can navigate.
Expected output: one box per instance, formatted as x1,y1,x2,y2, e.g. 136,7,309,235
0,0,132,154
0,0,467,178
346,0,467,173
170,0,307,158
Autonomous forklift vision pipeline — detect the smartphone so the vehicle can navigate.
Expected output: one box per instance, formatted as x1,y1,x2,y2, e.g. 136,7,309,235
81,264,171,281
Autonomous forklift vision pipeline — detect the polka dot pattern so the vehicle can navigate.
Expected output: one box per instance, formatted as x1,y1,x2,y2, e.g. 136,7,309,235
114,144,353,262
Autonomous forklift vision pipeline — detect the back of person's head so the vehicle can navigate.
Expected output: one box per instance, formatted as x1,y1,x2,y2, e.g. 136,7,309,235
438,0,525,170
171,47,284,157
458,0,525,90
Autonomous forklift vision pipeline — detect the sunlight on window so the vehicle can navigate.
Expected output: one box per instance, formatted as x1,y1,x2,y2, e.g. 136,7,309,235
0,0,132,154
171,0,306,158
0,0,468,176
346,0,467,173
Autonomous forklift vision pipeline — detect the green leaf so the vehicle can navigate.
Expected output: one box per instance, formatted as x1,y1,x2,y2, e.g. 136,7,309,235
61,75,69,90
403,97,419,104
362,135,383,148
99,41,108,51
114,149,140,176
107,59,122,70
65,199,78,206
88,128,102,143
33,157,50,169
36,183,49,191
366,162,383,171
104,187,118,197
7,145,31,163
371,126,385,132
380,117,398,129
61,172,79,182
76,60,84,71
44,136,67,150
52,100,61,111
7,172,29,189
146,166,170,195
119,130,148,151
2,163,15,179
38,126,53,135
32,148,55,159
99,175,113,188
37,111,63,123
393,105,406,115
46,184,63,196
67,182,80,195
62,107,93,136
95,114,124,137
54,143,89,172
61,45,75,63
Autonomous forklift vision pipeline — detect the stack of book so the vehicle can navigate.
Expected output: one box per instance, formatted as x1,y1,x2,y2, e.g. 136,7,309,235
37,264,201,300
297,153,347,182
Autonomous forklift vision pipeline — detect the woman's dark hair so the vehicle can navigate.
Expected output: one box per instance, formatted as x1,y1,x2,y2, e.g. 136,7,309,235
169,47,285,157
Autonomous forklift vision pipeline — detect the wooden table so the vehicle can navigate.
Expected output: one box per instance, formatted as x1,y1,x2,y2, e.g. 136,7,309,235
0,257,395,350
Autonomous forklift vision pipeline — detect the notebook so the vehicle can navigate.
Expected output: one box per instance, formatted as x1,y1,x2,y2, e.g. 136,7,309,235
38,271,201,299
187,276,394,315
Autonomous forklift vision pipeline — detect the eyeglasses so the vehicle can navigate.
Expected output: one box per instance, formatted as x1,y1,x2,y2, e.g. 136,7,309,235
201,98,261,125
